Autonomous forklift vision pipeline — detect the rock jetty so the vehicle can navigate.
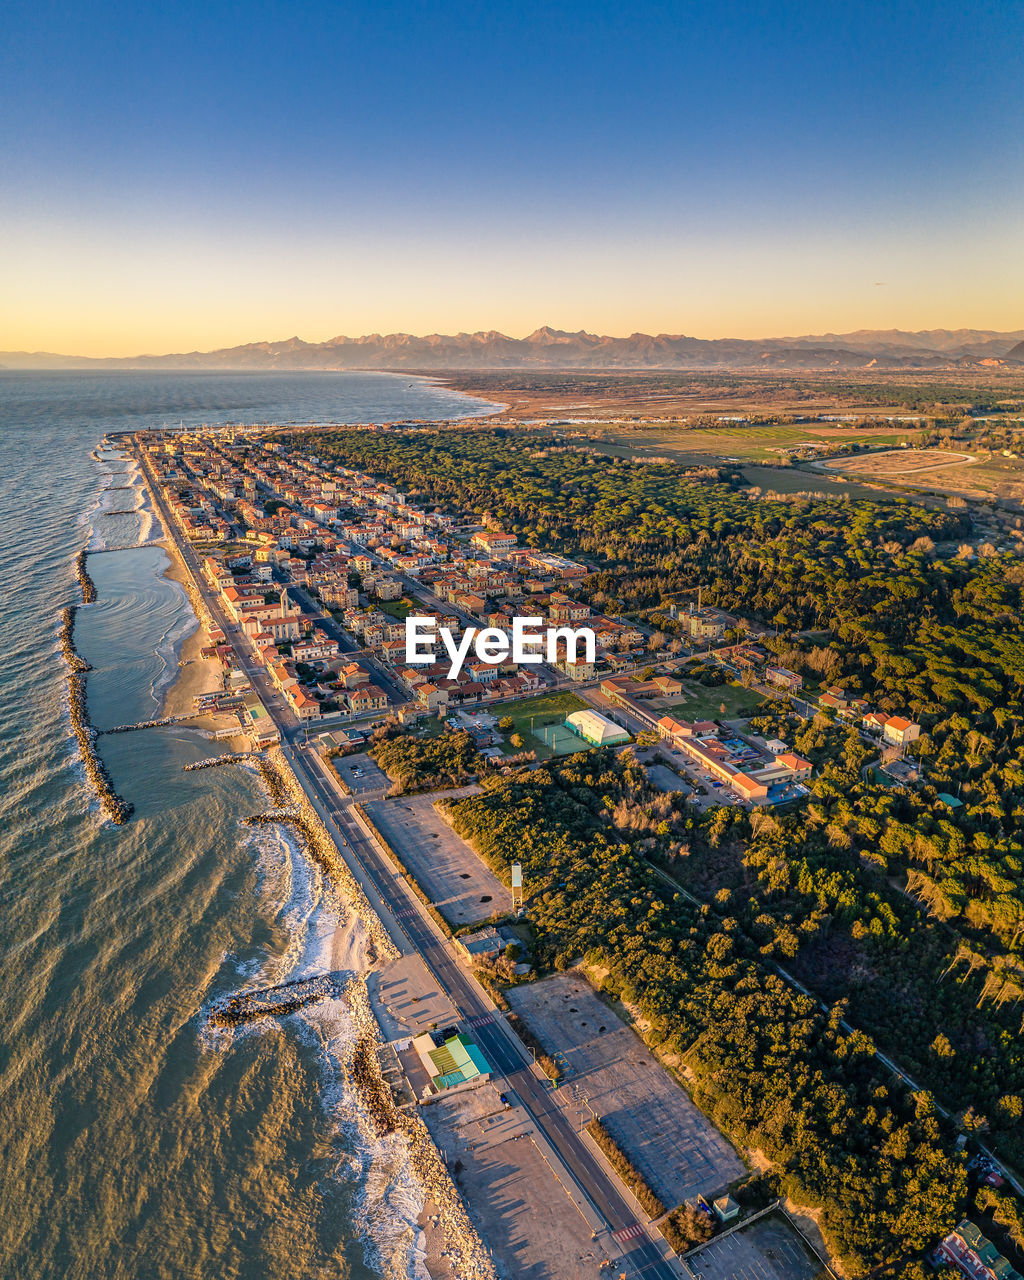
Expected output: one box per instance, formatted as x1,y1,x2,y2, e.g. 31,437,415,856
60,606,91,674
104,713,199,735
60,563,132,824
183,751,259,771
210,974,343,1027
74,549,97,604
243,806,302,824
65,671,133,824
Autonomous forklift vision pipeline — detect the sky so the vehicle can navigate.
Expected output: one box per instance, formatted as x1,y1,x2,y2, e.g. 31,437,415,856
2,0,1022,355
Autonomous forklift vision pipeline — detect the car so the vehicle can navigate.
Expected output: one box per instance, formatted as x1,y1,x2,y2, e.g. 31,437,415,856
351,768,363,778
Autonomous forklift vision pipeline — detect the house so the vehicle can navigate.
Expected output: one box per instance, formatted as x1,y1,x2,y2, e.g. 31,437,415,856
765,667,803,692
471,530,516,553
937,1220,1023,1280
334,661,368,688
651,675,683,696
549,599,591,623
686,609,726,640
882,715,921,748
288,688,322,721
712,1195,740,1224
292,633,339,663
416,682,449,714
558,657,596,681
455,926,504,959
347,683,389,714
243,695,280,747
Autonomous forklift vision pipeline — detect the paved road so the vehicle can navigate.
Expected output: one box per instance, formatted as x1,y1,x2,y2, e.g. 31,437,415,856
294,747,679,1279
134,438,680,1279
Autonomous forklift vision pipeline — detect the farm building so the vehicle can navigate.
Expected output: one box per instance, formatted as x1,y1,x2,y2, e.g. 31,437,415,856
565,708,631,747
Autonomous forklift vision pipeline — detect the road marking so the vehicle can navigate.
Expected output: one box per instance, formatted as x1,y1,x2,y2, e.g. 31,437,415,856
467,1013,494,1029
612,1223,645,1243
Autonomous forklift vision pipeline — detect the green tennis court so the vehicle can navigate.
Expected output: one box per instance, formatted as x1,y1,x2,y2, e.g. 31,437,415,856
537,723,587,756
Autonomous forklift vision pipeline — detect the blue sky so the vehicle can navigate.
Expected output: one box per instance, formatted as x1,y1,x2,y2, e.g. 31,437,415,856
2,0,1022,353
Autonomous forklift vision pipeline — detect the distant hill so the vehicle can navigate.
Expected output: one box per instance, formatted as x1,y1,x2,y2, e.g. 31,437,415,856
3,326,1024,372
1004,338,1024,362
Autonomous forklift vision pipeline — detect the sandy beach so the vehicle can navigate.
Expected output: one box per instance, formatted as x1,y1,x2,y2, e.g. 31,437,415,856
157,533,247,740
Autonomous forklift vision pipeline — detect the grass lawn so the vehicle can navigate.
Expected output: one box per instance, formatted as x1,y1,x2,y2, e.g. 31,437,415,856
378,596,418,620
496,690,588,759
666,680,767,722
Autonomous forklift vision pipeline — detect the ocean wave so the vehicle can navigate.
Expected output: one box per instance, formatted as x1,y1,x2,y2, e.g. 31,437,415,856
303,999,428,1280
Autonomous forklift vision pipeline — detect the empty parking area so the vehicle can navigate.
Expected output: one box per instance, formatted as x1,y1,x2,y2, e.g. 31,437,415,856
684,1213,823,1280
507,974,744,1209
362,792,512,926
421,1085,611,1280
331,751,389,795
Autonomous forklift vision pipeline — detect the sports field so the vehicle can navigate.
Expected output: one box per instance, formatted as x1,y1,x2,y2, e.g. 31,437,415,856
497,690,588,758
537,722,589,756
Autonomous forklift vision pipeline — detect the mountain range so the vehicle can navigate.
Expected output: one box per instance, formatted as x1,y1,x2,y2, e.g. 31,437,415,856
3,326,1024,372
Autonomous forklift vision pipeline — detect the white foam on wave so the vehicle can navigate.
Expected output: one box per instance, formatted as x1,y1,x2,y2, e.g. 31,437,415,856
212,813,429,1277
302,997,429,1280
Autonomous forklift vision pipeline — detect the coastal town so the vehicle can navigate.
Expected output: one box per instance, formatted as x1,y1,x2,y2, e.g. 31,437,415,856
135,426,925,810
59,419,1018,1280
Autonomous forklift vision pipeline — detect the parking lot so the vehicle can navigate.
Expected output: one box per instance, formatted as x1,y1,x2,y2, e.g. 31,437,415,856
507,974,744,1208
362,792,512,926
331,751,389,795
421,1084,612,1280
684,1213,824,1280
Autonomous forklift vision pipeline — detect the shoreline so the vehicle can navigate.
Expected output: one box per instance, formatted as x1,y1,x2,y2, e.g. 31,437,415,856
158,541,240,732
136,466,245,738
132,442,493,1277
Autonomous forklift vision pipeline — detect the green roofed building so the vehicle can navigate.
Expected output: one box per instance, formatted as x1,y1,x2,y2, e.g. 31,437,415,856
939,1220,1024,1280
413,1028,492,1092
565,708,630,747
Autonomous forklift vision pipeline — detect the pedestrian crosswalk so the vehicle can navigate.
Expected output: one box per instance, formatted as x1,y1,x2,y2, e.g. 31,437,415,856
466,1013,494,1030
612,1223,644,1243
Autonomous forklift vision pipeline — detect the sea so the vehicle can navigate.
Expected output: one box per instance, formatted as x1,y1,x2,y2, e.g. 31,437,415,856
0,371,501,1280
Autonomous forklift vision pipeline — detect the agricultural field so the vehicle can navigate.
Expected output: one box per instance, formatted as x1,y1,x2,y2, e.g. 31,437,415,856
573,419,925,464
825,448,1024,506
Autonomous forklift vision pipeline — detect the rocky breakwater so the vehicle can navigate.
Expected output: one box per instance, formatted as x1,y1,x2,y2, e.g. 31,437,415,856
60,566,133,824
74,549,97,604
210,973,345,1027
60,606,91,674
346,981,499,1280
183,751,260,771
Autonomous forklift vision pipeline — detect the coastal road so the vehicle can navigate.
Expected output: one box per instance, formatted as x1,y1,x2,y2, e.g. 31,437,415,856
293,744,681,1280
134,438,680,1278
